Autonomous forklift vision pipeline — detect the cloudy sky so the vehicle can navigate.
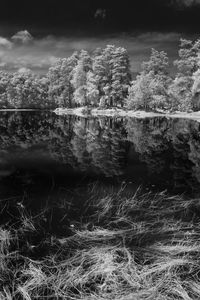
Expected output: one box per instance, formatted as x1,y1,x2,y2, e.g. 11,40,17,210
0,32,185,74
0,0,199,74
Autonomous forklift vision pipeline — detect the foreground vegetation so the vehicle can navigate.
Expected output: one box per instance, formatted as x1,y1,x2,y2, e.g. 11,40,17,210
1,185,200,299
1,38,200,112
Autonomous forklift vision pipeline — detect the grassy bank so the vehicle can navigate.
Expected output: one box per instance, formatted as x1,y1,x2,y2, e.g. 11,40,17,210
1,186,200,299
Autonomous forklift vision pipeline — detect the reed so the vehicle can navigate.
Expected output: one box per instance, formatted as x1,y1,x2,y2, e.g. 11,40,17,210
1,186,200,299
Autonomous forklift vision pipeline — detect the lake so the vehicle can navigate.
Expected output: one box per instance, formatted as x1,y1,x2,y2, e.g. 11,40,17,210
0,111,200,191
0,111,200,235
1,111,200,195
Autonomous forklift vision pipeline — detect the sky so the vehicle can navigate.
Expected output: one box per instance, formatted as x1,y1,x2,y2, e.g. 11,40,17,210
0,31,197,76
0,0,199,75
0,0,200,31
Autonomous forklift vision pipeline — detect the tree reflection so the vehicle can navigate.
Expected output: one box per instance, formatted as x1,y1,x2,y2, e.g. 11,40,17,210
0,112,126,179
126,117,200,193
0,112,200,194
70,117,126,176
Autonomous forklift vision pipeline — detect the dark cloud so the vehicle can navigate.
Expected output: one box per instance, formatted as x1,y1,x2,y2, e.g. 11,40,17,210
175,0,200,7
0,0,200,31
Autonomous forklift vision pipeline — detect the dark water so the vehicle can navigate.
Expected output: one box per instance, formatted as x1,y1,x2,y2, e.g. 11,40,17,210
0,111,200,196
0,111,200,240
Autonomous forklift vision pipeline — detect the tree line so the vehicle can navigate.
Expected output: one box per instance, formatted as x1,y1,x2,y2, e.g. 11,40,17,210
1,40,200,112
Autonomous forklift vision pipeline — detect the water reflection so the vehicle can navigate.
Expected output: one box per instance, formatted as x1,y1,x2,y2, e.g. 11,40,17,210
0,111,200,195
126,118,200,194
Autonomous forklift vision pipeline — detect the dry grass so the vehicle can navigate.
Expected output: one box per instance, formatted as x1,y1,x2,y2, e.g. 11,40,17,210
1,187,200,299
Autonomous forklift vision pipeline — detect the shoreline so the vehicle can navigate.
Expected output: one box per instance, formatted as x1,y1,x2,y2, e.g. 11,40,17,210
54,107,200,121
0,108,53,112
0,109,48,111
2,108,200,122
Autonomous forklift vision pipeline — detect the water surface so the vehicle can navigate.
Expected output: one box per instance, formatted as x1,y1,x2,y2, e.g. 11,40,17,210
0,111,199,195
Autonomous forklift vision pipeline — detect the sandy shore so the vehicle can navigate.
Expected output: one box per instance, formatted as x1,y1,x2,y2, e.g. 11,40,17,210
54,107,200,121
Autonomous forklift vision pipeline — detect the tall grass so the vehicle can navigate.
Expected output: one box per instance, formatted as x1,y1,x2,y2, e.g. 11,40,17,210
1,186,200,299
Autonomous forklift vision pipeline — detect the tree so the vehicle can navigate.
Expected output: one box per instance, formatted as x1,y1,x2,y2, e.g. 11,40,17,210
192,69,200,110
92,48,108,107
86,71,99,106
91,45,131,108
169,38,200,111
0,71,11,108
142,48,169,75
174,39,200,76
127,49,170,111
71,50,92,106
34,76,50,108
127,72,153,111
6,70,49,109
79,50,92,73
71,60,88,106
169,76,193,112
6,71,33,108
110,46,131,107
47,52,79,108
